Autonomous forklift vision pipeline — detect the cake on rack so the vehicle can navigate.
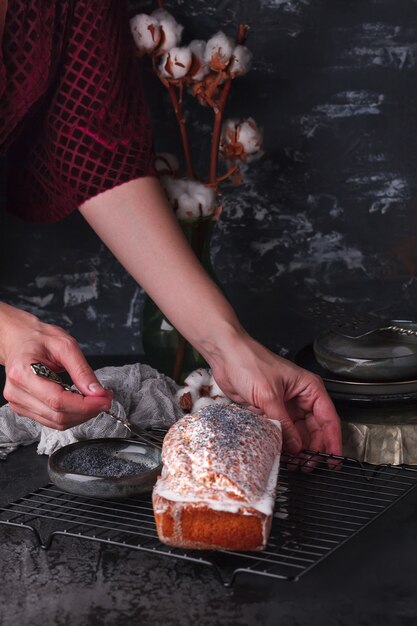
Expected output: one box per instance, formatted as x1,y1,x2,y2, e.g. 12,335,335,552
152,404,282,551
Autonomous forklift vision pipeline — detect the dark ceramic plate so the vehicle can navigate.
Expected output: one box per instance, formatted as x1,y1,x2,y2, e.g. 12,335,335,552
48,438,162,499
295,345,417,404
313,321,417,382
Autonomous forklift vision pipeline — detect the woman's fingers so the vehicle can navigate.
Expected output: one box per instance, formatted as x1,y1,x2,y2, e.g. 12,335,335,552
47,335,110,399
285,371,342,466
311,395,343,459
294,373,342,458
296,415,324,472
4,367,111,429
262,400,303,455
281,419,312,471
8,398,83,430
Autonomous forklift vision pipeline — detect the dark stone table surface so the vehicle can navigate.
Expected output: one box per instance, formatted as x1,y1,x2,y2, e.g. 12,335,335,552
1,442,417,625
1,362,417,626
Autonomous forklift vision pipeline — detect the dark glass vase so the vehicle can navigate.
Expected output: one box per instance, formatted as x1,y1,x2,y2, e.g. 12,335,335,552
141,218,216,382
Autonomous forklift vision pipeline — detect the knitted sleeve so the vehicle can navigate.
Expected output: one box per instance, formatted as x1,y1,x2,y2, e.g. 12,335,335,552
7,0,156,223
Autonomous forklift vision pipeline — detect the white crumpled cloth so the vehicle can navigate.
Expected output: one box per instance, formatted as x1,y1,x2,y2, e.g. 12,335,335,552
0,362,184,460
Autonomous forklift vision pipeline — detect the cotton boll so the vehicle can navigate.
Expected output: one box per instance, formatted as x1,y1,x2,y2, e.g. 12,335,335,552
176,191,201,220
168,179,216,220
162,178,216,220
130,14,161,54
238,118,263,156
188,40,210,81
161,176,185,211
175,385,199,411
187,180,216,217
176,193,200,219
160,176,184,210
151,9,183,53
161,175,185,200
220,118,240,159
194,397,216,412
155,153,180,176
159,47,192,79
211,396,232,406
184,368,211,389
189,39,207,59
208,374,232,404
179,369,231,412
220,118,263,162
209,375,228,399
229,45,252,77
175,385,198,404
204,31,234,71
221,118,239,142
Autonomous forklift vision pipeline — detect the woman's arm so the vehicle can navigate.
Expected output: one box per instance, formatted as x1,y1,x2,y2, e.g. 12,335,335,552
80,177,342,460
81,177,239,358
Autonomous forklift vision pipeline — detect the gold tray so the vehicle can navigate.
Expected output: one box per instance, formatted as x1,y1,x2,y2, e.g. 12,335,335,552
340,404,417,465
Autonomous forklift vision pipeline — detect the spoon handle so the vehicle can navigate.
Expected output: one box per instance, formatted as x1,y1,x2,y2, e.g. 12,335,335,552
30,362,83,394
30,362,162,449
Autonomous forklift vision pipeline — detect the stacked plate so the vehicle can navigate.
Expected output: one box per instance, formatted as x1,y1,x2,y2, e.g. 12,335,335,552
295,320,417,404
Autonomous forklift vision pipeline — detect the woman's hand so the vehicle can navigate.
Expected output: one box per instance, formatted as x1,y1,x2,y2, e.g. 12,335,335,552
0,303,112,429
205,329,342,467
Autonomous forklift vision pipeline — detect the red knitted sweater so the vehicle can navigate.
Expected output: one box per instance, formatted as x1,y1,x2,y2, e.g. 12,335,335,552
1,0,156,223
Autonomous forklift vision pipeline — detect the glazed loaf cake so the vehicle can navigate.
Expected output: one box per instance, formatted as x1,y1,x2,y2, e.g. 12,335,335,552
152,404,282,551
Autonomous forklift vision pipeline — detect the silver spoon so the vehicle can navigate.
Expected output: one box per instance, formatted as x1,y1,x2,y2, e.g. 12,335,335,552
30,362,162,449
329,321,417,340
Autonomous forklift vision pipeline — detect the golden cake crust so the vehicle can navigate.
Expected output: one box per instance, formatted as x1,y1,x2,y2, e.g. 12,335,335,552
153,494,271,551
152,404,282,551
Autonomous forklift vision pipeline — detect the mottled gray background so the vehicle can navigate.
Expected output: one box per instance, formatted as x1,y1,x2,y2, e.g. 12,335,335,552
2,0,417,360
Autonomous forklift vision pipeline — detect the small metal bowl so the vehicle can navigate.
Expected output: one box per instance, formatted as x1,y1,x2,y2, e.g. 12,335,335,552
48,438,162,499
313,321,417,382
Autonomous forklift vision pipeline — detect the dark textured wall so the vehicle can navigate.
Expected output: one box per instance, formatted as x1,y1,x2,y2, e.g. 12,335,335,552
2,0,417,358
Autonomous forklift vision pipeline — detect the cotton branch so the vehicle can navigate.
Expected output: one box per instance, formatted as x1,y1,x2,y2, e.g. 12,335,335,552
209,24,249,190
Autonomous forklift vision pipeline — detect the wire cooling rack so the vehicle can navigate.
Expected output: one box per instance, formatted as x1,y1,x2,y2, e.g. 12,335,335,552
0,451,416,586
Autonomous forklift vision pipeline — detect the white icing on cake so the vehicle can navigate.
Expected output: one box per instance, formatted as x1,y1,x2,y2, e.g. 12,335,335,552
153,406,282,517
